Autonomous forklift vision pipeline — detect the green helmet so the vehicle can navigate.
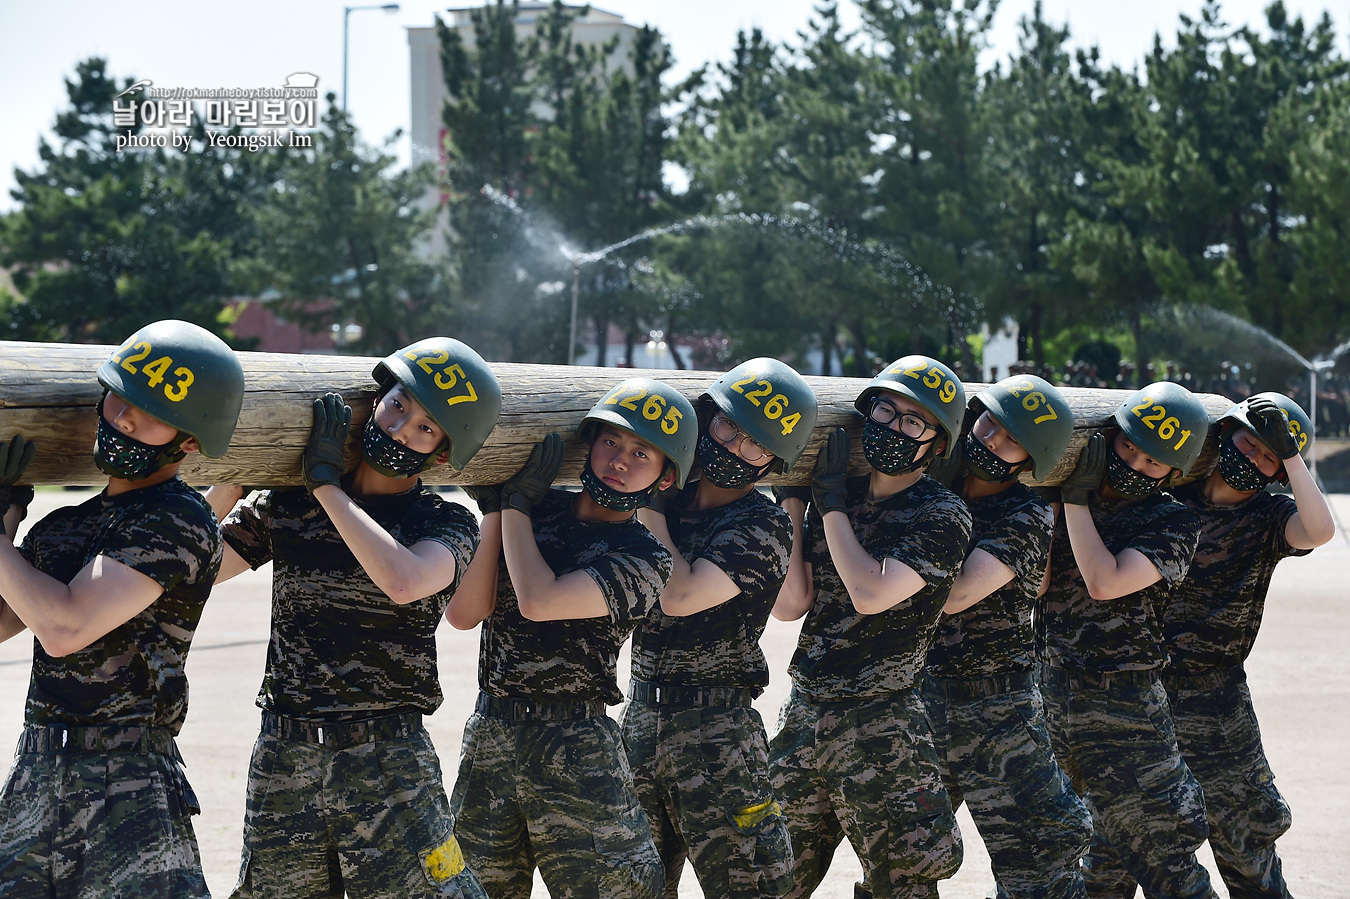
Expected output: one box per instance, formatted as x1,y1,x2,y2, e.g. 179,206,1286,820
970,375,1075,480
1218,391,1313,459
1112,381,1210,475
97,319,244,458
372,337,502,471
702,358,818,473
855,355,967,459
580,378,697,489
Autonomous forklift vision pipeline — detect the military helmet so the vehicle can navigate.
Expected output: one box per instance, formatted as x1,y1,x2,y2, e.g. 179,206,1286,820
855,355,967,459
970,374,1075,480
97,319,245,458
1112,381,1210,476
372,337,502,471
702,358,818,473
1218,391,1313,460
580,378,697,488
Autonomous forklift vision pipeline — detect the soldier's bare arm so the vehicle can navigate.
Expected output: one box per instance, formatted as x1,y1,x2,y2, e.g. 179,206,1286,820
820,510,927,615
1062,504,1163,599
943,547,1016,614
0,598,24,643
773,498,813,621
1282,454,1336,549
636,507,740,617
312,483,457,604
0,541,164,657
204,484,245,521
499,508,610,621
446,511,500,629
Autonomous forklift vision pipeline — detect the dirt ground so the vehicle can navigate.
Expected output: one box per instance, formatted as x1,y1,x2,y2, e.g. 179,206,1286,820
3,488,1348,898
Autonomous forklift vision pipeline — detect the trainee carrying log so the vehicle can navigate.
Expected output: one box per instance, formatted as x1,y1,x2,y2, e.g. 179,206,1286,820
0,341,1233,487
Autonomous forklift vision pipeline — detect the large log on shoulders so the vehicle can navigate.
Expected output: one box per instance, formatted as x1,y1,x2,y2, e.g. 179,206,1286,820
0,341,1233,487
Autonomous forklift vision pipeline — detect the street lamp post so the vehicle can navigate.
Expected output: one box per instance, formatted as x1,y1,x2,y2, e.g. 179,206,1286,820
570,262,580,366
343,4,400,112
1310,359,1336,483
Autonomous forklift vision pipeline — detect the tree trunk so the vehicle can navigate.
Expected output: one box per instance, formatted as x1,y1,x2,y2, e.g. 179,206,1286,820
0,342,1232,487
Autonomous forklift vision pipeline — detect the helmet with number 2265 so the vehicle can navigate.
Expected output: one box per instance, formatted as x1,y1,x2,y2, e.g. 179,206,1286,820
580,378,697,489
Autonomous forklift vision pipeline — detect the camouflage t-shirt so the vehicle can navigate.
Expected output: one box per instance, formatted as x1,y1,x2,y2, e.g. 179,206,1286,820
1038,491,1200,672
1163,481,1310,675
479,488,673,705
629,485,791,693
926,482,1053,678
223,484,478,721
790,475,972,701
18,478,221,732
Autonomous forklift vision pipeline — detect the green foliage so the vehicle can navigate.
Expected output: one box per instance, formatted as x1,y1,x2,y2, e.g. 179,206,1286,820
0,59,241,343
236,98,446,355
12,2,1350,387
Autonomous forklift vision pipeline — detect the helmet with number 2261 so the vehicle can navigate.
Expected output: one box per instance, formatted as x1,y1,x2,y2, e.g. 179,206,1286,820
1112,381,1210,476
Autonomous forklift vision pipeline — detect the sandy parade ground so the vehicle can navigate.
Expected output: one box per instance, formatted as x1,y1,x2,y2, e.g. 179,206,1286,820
2,486,1348,898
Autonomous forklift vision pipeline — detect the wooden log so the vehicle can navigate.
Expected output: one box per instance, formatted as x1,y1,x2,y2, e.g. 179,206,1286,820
0,341,1234,487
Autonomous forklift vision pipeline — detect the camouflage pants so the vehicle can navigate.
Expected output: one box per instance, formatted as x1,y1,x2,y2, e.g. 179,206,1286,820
0,736,207,899
768,688,963,899
1039,670,1217,899
231,722,484,899
920,675,1092,899
619,699,794,899
1166,673,1292,899
449,709,664,899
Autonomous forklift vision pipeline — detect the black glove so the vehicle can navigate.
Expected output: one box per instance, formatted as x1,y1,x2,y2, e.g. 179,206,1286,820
924,448,964,489
0,436,36,534
1029,484,1062,504
644,480,680,514
462,484,502,516
1246,397,1299,460
772,485,813,507
501,433,564,515
303,393,351,492
1060,431,1107,505
811,427,851,515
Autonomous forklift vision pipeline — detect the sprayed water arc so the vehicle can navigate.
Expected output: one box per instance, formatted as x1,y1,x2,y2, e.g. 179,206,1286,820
479,184,975,368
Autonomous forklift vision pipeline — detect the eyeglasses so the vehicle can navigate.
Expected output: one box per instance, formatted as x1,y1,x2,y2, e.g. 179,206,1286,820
868,398,934,440
710,414,772,463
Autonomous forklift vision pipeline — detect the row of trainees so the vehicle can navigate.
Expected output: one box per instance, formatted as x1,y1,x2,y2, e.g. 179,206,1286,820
0,318,1332,899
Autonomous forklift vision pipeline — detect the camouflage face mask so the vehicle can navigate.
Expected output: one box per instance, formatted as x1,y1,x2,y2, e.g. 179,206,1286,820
580,455,655,512
962,431,1019,484
1216,435,1272,493
360,414,434,478
1104,441,1164,499
93,396,186,481
697,433,768,489
861,419,930,476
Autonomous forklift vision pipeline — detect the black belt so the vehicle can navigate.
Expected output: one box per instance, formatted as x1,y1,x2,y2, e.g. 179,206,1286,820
475,693,607,722
926,671,1035,701
628,679,755,708
19,723,177,756
1162,666,1246,694
261,710,422,750
1041,666,1159,691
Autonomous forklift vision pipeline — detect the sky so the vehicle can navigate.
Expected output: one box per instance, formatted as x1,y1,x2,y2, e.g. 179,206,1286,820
3,0,1348,212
